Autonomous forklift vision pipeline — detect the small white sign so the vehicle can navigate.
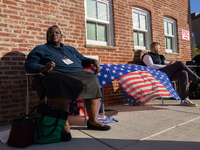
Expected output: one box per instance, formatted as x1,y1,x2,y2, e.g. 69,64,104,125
62,59,73,65
182,29,190,40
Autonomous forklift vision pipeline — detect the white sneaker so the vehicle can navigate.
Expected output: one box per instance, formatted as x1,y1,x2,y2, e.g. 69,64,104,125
180,97,197,107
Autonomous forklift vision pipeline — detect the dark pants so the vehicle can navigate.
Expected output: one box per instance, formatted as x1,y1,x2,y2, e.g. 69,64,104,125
159,61,200,99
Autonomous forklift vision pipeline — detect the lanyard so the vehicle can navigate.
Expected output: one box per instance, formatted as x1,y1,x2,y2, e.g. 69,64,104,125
60,49,67,59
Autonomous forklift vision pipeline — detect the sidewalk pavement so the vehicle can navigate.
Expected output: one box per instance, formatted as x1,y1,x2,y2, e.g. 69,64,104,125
1,99,200,150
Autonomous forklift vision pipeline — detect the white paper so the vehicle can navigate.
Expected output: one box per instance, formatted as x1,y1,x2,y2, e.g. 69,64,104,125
0,129,10,144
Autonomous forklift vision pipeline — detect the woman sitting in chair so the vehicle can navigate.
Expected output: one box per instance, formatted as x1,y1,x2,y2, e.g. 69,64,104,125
25,25,111,142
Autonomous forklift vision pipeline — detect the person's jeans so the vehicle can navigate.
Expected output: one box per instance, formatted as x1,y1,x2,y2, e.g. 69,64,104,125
159,61,200,99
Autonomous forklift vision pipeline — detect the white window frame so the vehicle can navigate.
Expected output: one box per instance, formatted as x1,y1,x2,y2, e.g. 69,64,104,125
164,17,178,53
85,0,114,46
132,7,151,50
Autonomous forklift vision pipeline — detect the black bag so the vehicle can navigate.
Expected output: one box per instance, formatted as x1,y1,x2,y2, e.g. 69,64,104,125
7,117,34,148
7,105,38,148
188,82,200,99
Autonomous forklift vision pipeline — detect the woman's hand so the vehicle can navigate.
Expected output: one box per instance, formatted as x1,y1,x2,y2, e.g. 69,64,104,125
39,61,55,73
90,59,100,74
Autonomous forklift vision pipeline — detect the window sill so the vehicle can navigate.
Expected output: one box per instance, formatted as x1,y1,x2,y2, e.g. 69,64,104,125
85,44,117,50
165,52,180,56
133,49,150,53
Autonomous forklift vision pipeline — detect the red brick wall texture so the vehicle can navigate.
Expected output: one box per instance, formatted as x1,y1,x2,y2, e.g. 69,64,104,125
0,0,192,125
192,17,200,49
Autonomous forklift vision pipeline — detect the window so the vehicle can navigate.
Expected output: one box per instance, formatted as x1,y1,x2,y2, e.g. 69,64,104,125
164,17,177,53
85,0,114,46
132,7,151,50
192,32,196,46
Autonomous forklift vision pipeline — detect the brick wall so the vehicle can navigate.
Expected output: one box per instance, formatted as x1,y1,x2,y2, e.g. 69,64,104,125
192,16,200,49
0,0,192,125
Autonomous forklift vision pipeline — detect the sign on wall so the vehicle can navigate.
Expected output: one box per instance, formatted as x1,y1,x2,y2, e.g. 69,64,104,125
182,29,190,41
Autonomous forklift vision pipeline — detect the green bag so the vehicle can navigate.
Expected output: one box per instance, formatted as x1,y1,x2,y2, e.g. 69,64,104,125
33,103,68,144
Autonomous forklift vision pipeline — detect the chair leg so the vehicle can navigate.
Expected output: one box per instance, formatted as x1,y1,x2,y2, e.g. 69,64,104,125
100,88,105,115
162,97,164,105
26,76,30,114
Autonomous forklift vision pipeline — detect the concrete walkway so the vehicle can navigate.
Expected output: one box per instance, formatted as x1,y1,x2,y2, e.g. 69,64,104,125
1,99,200,150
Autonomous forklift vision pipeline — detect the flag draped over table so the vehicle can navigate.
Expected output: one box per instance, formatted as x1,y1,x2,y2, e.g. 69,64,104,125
97,64,182,105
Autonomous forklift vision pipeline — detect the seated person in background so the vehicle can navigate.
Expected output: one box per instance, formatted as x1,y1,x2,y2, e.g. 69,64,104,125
25,25,111,142
141,42,200,107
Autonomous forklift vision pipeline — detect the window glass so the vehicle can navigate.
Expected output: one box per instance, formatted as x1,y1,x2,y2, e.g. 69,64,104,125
140,14,146,30
167,37,172,49
98,2,107,21
97,23,107,41
165,37,167,49
134,32,138,46
164,22,168,34
87,22,96,40
133,12,139,28
87,0,97,19
139,32,145,46
168,23,173,35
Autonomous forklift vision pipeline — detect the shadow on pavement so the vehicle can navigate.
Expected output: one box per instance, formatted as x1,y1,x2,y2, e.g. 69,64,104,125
1,137,200,150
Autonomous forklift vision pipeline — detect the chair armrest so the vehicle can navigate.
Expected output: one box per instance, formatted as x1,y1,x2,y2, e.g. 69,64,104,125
26,73,44,76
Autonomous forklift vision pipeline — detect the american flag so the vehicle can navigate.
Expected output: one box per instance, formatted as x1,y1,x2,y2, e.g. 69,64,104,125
97,64,182,105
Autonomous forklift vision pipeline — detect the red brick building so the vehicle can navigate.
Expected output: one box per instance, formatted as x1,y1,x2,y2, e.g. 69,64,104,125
191,12,200,49
0,0,193,125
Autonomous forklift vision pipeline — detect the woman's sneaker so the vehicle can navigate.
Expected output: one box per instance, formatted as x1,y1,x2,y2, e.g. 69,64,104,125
181,97,197,107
